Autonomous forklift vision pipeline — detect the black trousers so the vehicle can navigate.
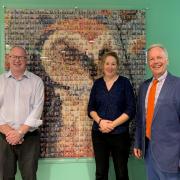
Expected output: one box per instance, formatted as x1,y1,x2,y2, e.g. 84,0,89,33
92,130,130,180
0,130,40,180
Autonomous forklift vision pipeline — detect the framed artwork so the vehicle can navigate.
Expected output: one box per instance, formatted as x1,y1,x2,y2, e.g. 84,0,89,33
5,8,146,158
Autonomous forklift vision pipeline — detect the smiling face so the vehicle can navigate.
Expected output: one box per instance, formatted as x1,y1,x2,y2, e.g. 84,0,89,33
103,55,118,78
8,47,27,75
147,46,168,79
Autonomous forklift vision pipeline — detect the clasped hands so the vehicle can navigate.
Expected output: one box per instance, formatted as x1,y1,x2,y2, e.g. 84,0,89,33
6,130,24,145
99,119,115,133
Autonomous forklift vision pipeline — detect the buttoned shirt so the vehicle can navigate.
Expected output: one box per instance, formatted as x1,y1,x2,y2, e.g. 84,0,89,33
0,70,44,131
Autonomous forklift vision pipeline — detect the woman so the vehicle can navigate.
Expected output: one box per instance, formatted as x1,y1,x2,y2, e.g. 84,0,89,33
88,51,136,180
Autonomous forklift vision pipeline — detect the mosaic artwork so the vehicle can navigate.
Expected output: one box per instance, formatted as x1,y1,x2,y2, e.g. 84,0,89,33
4,9,146,158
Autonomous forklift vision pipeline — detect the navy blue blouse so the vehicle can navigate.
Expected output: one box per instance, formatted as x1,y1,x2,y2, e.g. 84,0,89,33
88,75,136,134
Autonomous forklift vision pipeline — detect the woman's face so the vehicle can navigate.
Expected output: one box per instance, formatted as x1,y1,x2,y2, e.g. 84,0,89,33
103,55,118,78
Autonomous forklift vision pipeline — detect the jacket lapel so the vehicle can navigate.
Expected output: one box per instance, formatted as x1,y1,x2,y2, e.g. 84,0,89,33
153,73,174,120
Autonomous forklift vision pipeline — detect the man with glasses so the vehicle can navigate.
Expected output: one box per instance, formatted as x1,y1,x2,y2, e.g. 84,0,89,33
0,46,44,180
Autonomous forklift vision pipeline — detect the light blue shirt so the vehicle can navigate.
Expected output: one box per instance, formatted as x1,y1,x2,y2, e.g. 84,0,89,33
0,70,44,131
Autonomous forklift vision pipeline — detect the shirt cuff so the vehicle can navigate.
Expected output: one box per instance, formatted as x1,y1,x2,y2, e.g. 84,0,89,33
24,119,42,128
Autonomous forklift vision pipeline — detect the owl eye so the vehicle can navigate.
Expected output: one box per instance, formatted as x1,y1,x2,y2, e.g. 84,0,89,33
62,47,81,65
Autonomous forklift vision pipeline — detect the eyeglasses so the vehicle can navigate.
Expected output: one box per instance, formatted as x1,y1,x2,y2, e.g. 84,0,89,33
9,55,27,61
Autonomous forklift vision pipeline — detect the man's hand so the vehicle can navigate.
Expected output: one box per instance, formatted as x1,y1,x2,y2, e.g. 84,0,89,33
6,130,22,145
133,148,142,159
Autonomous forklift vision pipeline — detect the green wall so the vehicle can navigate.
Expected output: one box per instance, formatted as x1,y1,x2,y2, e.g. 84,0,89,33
1,0,180,180
146,0,180,77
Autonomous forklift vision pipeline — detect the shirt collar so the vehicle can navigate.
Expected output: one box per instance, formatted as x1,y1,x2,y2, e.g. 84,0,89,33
5,70,30,79
153,71,167,82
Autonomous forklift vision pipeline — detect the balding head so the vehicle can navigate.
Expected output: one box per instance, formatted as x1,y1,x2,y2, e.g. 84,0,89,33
8,46,27,78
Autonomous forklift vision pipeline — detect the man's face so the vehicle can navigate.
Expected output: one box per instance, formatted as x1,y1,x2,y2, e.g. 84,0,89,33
8,47,27,74
147,47,168,78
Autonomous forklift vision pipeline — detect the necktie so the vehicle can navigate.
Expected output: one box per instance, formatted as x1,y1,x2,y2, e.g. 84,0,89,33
146,79,158,139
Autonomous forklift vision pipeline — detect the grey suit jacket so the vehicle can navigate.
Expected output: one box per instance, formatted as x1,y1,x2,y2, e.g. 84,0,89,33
134,72,180,173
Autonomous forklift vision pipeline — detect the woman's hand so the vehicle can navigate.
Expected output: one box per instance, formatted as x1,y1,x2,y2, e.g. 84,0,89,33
99,119,114,133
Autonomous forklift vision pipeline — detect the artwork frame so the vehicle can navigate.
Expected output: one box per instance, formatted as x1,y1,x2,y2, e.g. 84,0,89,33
5,8,146,158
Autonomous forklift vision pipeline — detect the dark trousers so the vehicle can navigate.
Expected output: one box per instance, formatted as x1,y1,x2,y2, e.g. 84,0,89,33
0,130,40,180
92,130,130,180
